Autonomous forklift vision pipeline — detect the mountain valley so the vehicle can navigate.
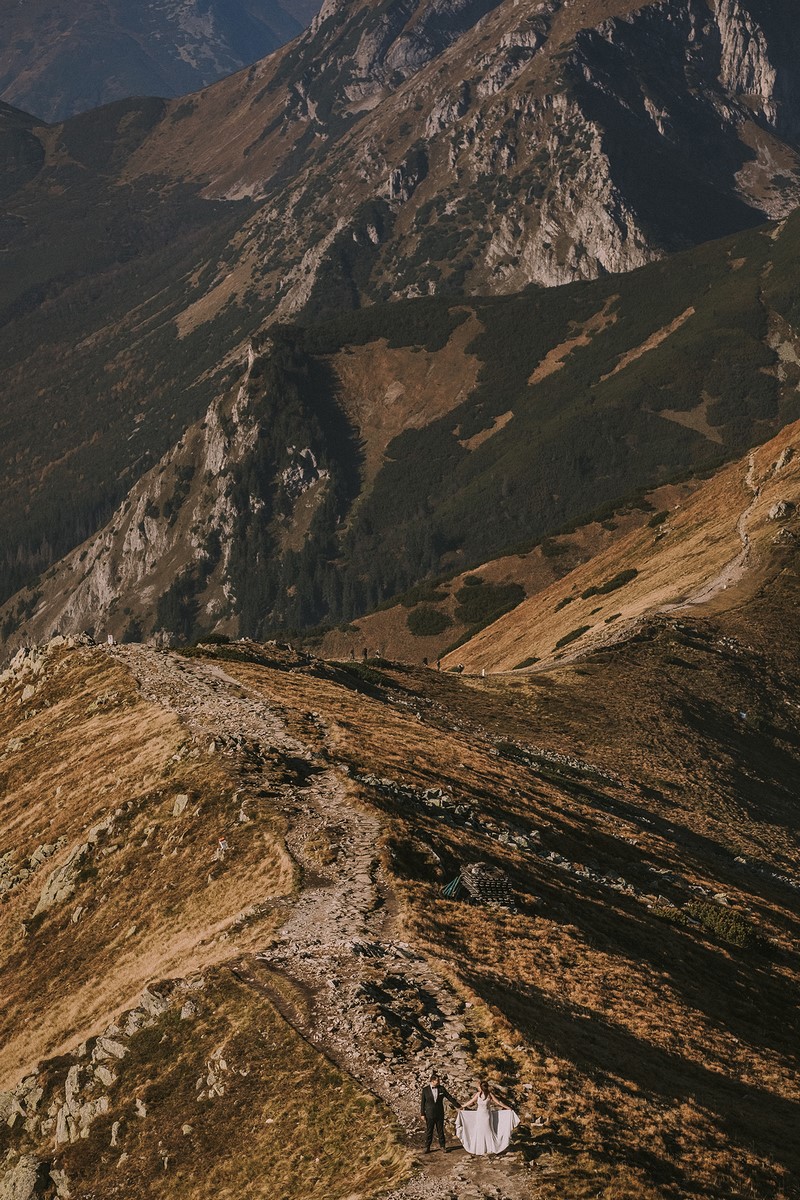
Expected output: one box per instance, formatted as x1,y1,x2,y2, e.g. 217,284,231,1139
2,5,800,1198
0,0,320,122
4,0,800,615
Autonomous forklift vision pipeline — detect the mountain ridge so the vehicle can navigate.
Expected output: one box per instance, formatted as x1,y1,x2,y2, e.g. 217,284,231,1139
5,207,800,653
4,0,800,634
0,0,320,123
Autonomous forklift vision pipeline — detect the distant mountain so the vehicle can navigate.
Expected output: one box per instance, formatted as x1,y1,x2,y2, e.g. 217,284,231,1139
0,0,320,122
5,208,800,649
3,0,800,625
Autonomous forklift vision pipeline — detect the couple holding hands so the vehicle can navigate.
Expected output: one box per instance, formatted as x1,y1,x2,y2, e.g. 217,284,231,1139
419,1071,519,1157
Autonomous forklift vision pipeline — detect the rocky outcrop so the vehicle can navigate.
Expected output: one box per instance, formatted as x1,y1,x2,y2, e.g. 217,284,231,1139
32,814,116,918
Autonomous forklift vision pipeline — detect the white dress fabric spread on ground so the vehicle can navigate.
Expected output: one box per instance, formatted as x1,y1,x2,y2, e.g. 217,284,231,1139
456,1097,519,1154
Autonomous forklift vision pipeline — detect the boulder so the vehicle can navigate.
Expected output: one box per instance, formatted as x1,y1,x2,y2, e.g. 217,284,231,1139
768,499,796,521
93,1038,127,1062
33,844,90,917
172,794,189,817
0,1157,48,1200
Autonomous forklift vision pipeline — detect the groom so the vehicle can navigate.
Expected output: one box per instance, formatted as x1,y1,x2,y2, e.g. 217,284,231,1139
419,1071,460,1153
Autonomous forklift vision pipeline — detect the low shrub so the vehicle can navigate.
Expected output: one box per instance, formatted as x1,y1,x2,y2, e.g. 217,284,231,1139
648,510,669,528
455,582,525,626
655,901,762,949
555,625,591,649
406,606,453,637
581,568,639,600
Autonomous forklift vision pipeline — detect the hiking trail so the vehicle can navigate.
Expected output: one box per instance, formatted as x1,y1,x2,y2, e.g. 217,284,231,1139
112,646,535,1200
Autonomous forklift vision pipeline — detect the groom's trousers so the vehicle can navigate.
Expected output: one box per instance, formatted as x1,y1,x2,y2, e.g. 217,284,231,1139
424,1111,445,1150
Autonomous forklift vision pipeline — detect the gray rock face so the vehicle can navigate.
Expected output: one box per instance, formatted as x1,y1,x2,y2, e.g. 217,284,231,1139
0,1157,46,1200
33,816,115,918
768,499,797,521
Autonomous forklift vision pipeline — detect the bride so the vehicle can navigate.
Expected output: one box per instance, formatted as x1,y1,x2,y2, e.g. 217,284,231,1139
456,1079,520,1156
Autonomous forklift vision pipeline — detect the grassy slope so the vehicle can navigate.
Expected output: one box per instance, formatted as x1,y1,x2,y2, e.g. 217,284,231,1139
443,415,800,671
0,648,293,1086
51,972,408,1200
211,594,800,1200
0,593,799,1197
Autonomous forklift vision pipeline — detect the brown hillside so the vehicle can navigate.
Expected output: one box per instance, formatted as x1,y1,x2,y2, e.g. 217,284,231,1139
444,420,800,673
1,606,798,1197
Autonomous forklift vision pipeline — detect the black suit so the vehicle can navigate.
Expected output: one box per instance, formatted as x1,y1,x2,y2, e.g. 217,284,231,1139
420,1083,458,1150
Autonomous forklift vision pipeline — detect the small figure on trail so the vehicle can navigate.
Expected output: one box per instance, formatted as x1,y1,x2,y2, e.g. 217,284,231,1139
423,656,428,667
362,647,368,661
349,647,355,660
419,1071,460,1154
107,633,115,646
436,659,441,671
216,835,229,861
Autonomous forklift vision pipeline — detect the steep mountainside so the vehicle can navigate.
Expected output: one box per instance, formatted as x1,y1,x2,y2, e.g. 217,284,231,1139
0,591,798,1198
6,208,800,651
3,0,800,607
0,0,320,122
336,415,800,670
444,418,800,672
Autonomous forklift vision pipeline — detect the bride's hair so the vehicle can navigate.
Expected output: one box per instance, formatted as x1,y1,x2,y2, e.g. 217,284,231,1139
479,1079,490,1097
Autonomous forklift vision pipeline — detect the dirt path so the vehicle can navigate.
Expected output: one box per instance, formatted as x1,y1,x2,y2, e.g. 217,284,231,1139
665,453,761,610
112,647,534,1200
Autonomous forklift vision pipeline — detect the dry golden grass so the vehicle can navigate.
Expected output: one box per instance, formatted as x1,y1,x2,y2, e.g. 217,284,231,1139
330,312,481,493
52,971,410,1200
449,418,800,672
3,546,799,1200
0,649,293,1089
216,600,800,1200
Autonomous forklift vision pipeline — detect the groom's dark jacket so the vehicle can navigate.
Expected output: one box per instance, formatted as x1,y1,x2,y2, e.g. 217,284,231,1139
420,1084,459,1117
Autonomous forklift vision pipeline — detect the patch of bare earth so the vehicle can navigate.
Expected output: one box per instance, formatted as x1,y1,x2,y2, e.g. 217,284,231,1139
330,312,482,493
601,306,695,381
528,295,618,385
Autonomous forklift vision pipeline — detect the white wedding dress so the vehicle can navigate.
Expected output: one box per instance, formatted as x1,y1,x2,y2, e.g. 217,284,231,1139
456,1097,519,1155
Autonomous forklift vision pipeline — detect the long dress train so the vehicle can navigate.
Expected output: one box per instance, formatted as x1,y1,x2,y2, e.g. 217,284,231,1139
456,1096,519,1155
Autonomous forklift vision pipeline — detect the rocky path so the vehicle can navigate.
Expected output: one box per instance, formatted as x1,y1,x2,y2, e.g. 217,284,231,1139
112,647,534,1200
667,453,761,609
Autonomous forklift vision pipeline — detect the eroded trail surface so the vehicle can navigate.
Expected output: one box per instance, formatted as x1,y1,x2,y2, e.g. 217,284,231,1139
667,454,761,609
113,647,533,1200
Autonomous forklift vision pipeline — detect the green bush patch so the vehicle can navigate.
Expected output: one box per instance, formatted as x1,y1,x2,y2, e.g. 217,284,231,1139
655,900,762,949
555,625,591,650
581,568,639,600
406,606,453,637
454,582,525,626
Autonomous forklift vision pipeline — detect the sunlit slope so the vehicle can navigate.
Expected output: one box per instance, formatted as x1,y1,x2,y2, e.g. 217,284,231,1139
444,417,800,671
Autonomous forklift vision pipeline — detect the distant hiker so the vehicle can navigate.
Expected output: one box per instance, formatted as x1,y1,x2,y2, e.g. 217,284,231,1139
419,1072,460,1154
349,647,355,660
423,656,429,667
107,633,115,646
362,647,368,661
437,659,441,671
